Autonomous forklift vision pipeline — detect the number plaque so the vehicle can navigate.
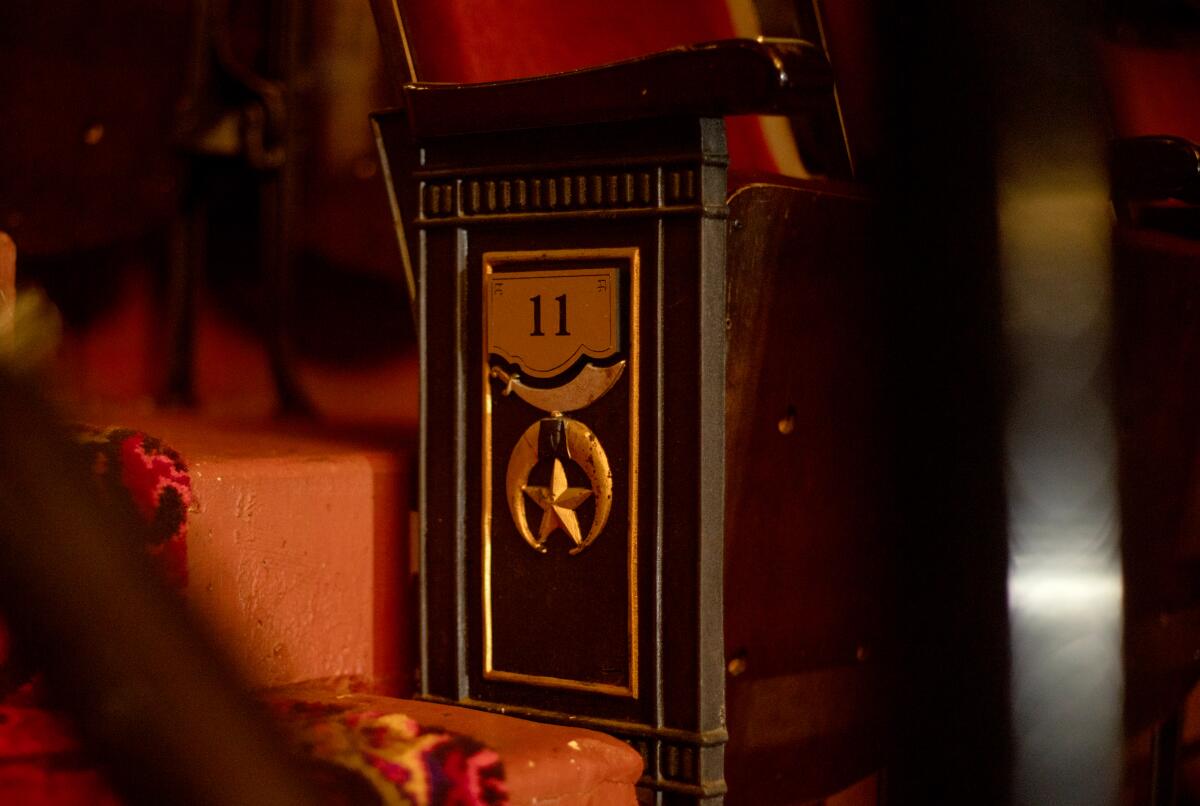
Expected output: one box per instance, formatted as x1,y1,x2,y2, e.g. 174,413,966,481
485,264,620,379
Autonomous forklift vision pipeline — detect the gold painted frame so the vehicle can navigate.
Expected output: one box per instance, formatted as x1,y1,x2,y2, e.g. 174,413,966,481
482,247,639,698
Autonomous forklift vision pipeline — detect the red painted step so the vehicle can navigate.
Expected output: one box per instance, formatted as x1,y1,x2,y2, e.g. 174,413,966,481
122,414,414,695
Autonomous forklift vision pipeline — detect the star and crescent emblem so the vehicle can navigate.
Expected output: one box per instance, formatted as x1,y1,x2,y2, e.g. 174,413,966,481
489,260,628,556
505,416,613,555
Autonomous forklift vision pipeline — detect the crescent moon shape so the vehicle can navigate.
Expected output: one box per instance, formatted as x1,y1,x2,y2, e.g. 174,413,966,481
505,423,543,552
504,416,613,555
510,361,625,413
563,418,613,555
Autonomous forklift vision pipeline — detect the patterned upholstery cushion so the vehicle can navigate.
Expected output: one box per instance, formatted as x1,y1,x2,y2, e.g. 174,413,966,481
267,692,507,805
268,687,642,806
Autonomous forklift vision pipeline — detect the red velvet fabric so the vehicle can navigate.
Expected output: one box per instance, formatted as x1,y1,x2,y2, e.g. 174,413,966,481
1100,39,1200,143
401,0,787,174
404,0,741,84
0,707,119,806
819,0,880,175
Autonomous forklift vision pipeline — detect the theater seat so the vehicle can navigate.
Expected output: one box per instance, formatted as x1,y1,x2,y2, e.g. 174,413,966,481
368,2,886,802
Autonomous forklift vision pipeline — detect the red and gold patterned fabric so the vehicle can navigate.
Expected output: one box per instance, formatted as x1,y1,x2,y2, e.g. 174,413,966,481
72,426,191,589
269,694,507,806
0,693,512,805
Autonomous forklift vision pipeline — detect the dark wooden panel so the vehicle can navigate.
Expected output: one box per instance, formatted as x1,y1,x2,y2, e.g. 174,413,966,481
722,180,885,804
1114,226,1200,733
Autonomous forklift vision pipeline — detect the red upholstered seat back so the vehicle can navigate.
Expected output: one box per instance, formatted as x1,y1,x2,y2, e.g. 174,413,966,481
398,0,803,175
1100,41,1200,143
402,0,748,83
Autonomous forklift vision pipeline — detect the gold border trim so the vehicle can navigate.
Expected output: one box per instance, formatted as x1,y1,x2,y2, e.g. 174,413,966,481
385,0,418,82
482,248,639,698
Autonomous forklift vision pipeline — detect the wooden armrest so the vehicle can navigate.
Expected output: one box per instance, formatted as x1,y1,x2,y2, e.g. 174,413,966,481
400,38,833,139
1112,135,1200,203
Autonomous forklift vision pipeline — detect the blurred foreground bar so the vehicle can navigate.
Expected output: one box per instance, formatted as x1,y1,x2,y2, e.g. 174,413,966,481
877,1,1122,803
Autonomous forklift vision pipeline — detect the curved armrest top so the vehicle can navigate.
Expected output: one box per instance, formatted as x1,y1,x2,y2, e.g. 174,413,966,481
401,38,834,139
1111,135,1200,203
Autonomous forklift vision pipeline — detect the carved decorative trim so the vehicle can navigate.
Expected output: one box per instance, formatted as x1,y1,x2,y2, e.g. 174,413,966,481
620,738,725,797
419,166,698,219
661,742,699,784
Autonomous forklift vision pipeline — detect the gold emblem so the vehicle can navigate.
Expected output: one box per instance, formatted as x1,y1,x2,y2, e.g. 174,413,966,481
488,360,625,414
505,416,613,555
523,459,592,547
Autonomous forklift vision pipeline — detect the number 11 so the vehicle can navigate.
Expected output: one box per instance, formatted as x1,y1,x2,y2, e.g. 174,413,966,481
530,294,570,336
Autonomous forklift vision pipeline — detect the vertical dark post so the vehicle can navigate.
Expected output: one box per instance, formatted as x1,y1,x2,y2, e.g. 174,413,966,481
1150,712,1181,806
875,3,1012,803
162,0,211,407
878,1,1122,803
260,0,313,414
164,187,203,406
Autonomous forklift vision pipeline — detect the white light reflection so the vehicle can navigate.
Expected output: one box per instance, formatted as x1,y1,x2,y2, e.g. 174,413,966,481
1002,177,1123,806
1007,560,1124,806
1008,566,1124,613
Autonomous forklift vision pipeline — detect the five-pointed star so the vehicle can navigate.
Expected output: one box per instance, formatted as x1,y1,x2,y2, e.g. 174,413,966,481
523,458,592,547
